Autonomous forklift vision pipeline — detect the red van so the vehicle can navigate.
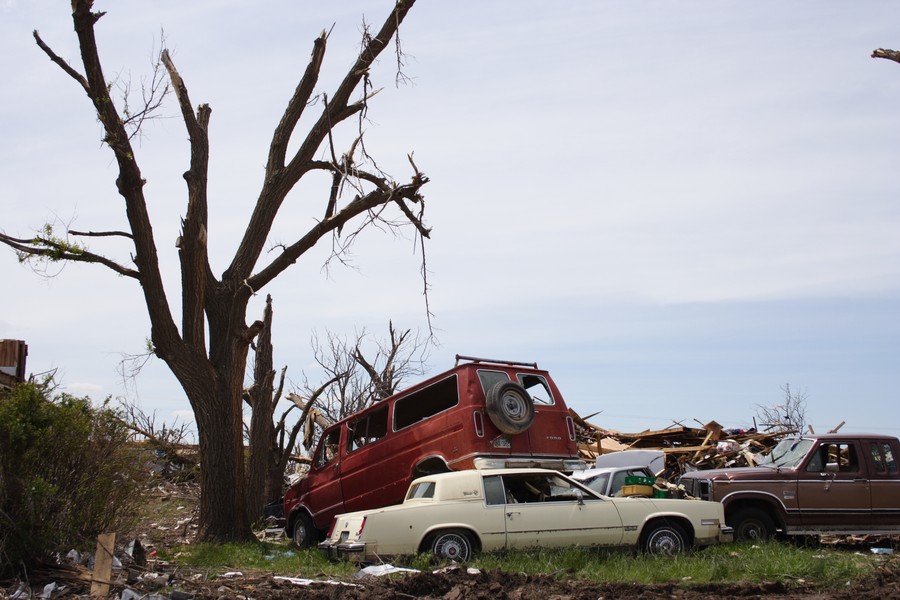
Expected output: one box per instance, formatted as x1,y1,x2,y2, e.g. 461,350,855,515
283,355,585,547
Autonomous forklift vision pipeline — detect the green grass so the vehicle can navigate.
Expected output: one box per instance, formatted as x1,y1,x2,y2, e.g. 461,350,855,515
165,539,889,589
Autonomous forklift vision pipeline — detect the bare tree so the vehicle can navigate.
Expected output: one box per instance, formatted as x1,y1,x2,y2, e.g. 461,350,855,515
756,383,808,436
306,322,428,427
242,312,427,522
0,0,427,542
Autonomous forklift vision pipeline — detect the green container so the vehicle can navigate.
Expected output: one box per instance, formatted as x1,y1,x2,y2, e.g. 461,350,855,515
624,475,655,487
653,489,667,498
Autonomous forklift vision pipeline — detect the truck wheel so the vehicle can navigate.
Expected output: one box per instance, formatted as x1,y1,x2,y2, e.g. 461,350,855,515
429,529,475,562
291,512,317,548
729,507,775,541
485,382,535,435
641,520,688,555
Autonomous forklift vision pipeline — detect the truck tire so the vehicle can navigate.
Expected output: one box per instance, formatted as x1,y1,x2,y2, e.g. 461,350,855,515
729,507,775,541
485,382,535,435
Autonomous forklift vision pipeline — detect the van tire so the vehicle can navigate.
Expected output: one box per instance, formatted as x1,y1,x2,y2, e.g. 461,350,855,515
291,512,316,549
486,382,535,435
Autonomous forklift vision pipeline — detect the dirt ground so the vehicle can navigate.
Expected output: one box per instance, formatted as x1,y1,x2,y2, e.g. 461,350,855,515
5,479,900,599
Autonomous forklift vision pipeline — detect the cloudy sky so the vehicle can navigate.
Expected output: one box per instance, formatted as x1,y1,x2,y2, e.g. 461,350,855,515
1,1,899,438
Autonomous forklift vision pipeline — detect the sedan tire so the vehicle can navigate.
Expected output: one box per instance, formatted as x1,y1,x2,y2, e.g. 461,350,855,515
429,529,475,562
641,520,688,555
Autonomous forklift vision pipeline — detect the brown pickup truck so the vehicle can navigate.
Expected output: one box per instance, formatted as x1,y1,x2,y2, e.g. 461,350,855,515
677,433,900,540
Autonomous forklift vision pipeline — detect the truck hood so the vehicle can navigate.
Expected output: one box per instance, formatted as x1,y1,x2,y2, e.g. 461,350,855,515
681,465,788,481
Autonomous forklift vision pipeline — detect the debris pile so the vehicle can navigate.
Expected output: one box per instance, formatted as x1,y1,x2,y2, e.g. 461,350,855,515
569,410,791,478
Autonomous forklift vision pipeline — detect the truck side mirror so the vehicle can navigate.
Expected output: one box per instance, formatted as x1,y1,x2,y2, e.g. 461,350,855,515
825,462,839,473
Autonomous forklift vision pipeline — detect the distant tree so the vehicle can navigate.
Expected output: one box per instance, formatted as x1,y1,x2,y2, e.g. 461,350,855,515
0,0,427,542
756,383,808,435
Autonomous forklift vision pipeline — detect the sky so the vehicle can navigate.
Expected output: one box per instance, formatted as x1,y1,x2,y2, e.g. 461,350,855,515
1,1,899,439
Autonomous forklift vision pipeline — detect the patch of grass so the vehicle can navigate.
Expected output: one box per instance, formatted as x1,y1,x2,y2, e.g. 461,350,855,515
468,541,877,588
163,540,358,580
160,539,888,591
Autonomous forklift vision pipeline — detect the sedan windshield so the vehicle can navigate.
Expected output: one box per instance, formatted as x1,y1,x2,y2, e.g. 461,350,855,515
758,438,814,469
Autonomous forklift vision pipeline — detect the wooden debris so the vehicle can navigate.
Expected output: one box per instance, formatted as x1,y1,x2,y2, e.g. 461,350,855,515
570,410,790,479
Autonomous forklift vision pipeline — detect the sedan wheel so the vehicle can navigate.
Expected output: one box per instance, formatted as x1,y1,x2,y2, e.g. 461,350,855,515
642,521,687,555
431,530,474,562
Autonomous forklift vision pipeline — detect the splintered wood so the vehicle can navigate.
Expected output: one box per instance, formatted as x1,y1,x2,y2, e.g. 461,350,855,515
569,409,790,478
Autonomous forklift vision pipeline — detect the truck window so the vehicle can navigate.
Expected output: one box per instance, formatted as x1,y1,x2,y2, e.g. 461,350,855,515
517,373,555,405
822,442,859,472
347,405,389,453
394,375,459,430
870,442,898,474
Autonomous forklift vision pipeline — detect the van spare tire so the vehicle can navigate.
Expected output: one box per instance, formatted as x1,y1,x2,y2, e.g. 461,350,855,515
486,382,535,435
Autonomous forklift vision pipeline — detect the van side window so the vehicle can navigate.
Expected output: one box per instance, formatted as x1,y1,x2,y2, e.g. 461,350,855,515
477,370,510,396
884,443,898,473
348,405,389,453
517,373,555,405
315,428,341,469
394,375,459,430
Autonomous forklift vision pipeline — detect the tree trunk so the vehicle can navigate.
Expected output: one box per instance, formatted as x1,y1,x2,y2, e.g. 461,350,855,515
246,295,276,526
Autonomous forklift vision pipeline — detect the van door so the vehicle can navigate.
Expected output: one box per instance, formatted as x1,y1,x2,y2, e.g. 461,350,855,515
307,427,345,529
339,404,394,513
517,373,574,459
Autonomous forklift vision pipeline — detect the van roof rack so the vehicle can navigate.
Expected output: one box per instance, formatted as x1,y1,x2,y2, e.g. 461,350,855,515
455,354,538,369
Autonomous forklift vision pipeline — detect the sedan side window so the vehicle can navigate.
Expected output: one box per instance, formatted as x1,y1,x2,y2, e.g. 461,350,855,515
483,475,506,506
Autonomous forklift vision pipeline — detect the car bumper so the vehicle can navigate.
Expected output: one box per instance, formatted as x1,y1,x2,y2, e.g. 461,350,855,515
694,525,734,547
318,539,367,561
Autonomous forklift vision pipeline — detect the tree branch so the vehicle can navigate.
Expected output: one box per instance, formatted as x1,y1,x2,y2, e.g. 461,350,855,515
161,49,212,350
872,48,900,64
0,231,139,279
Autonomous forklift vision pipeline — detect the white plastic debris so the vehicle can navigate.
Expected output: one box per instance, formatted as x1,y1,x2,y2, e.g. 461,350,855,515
273,576,359,587
355,564,420,578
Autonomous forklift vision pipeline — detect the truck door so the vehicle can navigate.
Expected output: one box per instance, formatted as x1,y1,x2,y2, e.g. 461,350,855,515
797,440,871,531
866,440,900,529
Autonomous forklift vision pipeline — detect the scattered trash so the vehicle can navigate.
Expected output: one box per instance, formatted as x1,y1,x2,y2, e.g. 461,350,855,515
273,576,359,588
355,564,421,578
871,547,894,555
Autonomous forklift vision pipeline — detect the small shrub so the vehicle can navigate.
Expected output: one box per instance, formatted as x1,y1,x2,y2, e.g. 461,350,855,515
0,382,144,576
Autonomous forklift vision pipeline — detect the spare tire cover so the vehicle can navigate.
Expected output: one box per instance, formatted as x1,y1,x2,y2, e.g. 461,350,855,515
485,381,535,435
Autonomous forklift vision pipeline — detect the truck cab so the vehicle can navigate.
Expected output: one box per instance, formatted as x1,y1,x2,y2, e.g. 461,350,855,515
678,433,900,540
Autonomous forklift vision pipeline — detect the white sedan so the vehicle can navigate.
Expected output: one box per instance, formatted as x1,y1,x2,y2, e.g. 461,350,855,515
319,468,732,562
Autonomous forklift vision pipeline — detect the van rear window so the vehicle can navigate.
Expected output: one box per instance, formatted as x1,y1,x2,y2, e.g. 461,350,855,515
394,375,459,430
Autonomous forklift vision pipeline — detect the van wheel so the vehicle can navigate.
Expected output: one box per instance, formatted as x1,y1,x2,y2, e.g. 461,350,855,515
291,512,316,548
428,529,475,562
486,382,535,434
729,507,775,541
